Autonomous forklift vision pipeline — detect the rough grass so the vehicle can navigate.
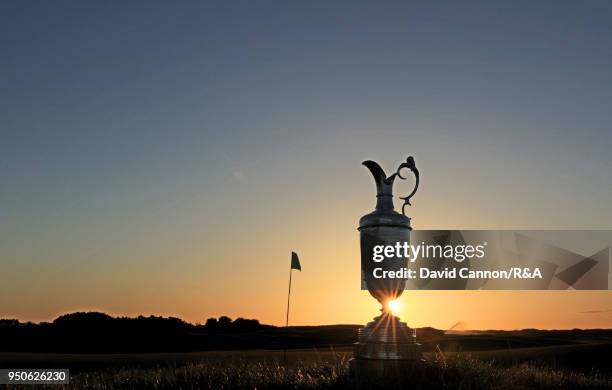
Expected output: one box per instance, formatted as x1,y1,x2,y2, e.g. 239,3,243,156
29,354,610,390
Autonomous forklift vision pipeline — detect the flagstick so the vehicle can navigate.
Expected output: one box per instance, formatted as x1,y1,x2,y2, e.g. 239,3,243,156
286,268,292,327
284,267,292,364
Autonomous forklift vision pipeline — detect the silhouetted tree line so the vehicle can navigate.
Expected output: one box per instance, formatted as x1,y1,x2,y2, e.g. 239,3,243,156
0,312,359,353
51,312,195,333
2,313,265,333
203,316,261,332
0,319,21,327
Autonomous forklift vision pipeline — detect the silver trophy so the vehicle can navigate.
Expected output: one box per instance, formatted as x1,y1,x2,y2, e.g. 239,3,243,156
352,156,422,374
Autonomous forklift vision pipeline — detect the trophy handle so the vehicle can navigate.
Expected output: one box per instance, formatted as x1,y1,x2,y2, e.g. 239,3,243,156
395,156,419,215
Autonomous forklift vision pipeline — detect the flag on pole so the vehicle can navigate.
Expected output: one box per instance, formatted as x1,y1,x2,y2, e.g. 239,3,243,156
284,251,301,361
286,251,301,328
291,251,301,271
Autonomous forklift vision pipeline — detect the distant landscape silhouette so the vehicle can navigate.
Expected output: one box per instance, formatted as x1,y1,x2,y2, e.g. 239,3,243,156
0,312,363,353
1,312,611,387
0,313,608,361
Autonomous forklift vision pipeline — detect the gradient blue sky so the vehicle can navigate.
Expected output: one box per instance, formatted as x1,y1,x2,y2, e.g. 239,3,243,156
1,1,611,328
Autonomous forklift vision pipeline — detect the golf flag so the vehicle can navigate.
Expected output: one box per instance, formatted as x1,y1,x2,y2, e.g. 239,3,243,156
291,251,301,271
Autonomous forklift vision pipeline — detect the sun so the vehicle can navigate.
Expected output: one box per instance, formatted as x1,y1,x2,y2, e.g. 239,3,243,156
387,299,400,315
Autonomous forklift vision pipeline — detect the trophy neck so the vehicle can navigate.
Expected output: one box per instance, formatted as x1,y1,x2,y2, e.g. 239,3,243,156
375,194,395,213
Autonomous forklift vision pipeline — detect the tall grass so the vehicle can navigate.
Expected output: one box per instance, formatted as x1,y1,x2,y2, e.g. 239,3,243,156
32,355,610,390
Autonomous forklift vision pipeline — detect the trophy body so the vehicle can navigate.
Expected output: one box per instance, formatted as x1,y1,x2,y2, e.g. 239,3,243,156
352,157,423,375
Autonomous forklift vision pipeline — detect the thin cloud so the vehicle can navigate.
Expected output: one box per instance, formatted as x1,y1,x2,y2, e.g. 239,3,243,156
216,149,250,184
578,309,612,314
447,321,465,331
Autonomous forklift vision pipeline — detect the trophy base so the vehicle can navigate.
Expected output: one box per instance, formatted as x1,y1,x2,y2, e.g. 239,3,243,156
354,312,423,360
351,312,424,377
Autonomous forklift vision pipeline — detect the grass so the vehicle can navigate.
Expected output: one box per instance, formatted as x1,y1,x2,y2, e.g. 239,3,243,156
27,353,610,390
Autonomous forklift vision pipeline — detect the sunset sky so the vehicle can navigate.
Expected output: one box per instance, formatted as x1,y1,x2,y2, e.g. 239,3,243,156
1,1,611,329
